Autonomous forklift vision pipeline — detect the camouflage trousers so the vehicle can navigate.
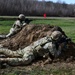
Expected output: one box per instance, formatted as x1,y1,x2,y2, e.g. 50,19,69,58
0,28,20,39
6,28,21,37
0,37,61,66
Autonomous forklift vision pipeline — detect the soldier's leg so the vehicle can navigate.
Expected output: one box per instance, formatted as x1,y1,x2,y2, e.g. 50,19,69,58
0,48,23,57
0,52,34,66
6,28,15,37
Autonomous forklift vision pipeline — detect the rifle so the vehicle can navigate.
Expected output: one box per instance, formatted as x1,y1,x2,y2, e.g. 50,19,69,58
55,37,71,50
57,37,71,44
25,18,33,24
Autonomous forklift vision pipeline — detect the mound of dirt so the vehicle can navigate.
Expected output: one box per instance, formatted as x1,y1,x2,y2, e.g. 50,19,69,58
0,24,66,50
0,24,75,60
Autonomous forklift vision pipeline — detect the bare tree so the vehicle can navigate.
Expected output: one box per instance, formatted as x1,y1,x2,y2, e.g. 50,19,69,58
0,0,75,17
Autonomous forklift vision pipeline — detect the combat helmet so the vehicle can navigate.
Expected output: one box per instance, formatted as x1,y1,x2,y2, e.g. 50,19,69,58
51,31,62,41
18,14,25,21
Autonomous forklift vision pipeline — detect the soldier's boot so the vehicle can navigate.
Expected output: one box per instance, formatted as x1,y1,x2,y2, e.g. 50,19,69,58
43,57,53,65
0,58,11,69
0,62,9,69
0,58,8,69
0,35,6,39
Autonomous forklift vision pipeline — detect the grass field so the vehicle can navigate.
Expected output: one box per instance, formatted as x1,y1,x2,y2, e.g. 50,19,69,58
0,17,75,42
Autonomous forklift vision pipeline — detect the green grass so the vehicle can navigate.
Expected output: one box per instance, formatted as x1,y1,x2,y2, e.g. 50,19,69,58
30,68,73,75
4,67,74,75
0,18,75,42
0,20,14,34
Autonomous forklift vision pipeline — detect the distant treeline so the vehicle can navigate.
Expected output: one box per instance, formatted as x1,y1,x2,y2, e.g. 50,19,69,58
0,0,75,17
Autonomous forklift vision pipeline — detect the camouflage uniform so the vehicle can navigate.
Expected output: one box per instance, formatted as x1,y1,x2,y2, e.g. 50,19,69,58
0,31,66,66
6,20,26,37
6,14,26,37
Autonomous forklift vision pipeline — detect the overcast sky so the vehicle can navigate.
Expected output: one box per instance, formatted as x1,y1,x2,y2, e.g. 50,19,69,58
39,0,75,4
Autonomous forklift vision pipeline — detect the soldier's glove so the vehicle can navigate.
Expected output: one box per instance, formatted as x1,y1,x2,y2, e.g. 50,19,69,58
23,23,26,26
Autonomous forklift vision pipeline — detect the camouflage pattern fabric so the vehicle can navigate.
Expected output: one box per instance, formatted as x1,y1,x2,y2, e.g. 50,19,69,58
6,20,26,37
0,35,65,66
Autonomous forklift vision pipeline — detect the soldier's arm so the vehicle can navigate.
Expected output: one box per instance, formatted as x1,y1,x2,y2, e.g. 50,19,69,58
13,20,22,28
22,22,27,27
12,23,16,28
22,18,33,27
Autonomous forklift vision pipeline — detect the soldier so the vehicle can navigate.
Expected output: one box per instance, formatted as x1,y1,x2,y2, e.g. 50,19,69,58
0,31,68,66
6,14,26,37
0,14,27,39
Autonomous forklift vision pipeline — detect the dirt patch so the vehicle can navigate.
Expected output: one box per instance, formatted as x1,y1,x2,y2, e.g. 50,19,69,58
0,24,75,60
0,24,66,50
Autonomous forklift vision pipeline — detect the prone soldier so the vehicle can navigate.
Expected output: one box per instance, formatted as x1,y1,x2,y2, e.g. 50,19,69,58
6,14,27,37
0,14,27,39
0,31,68,66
